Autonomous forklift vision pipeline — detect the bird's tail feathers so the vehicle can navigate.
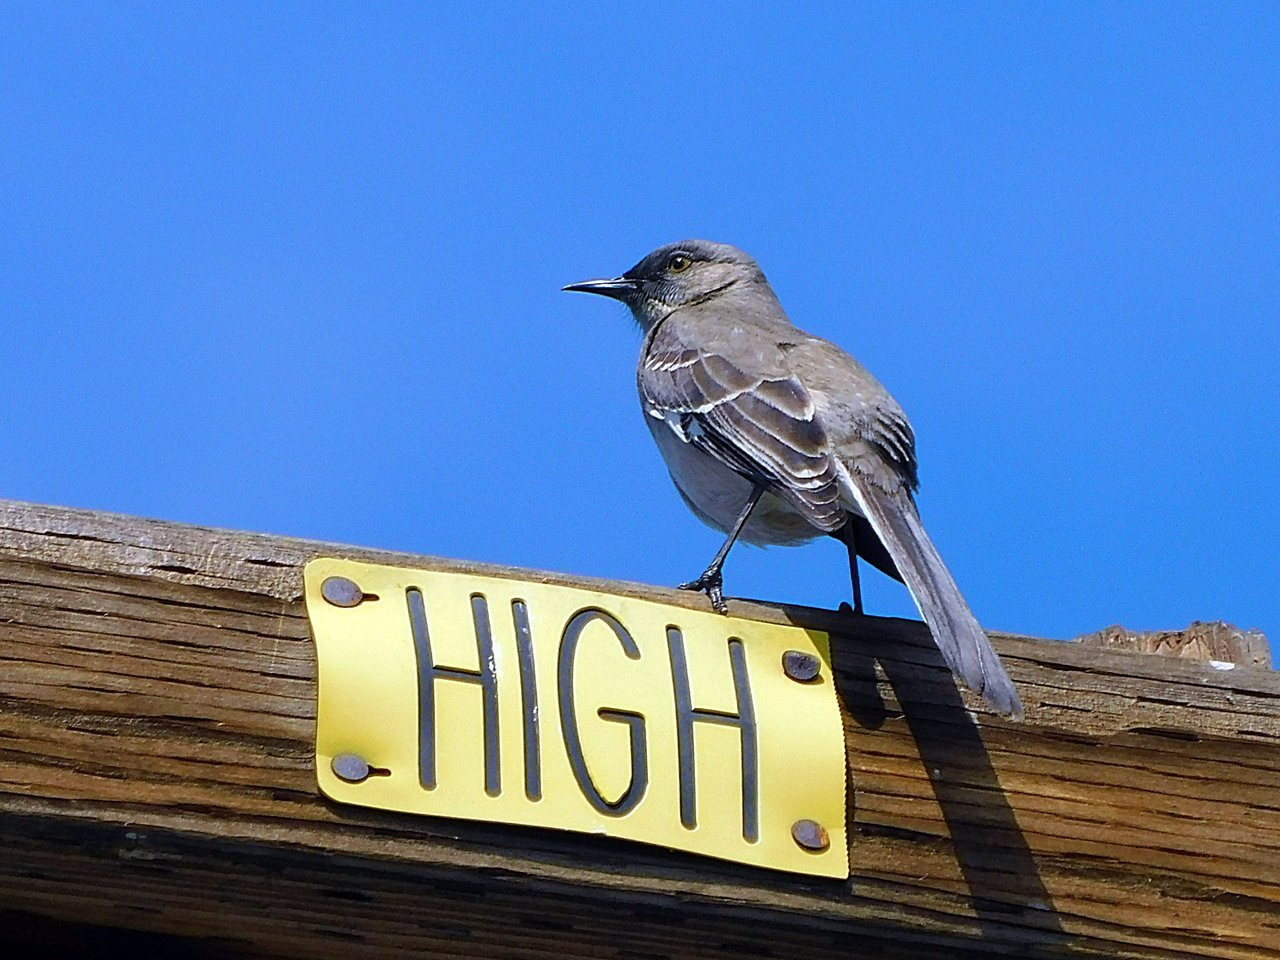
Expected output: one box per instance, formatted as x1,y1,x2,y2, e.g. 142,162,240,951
846,477,1024,719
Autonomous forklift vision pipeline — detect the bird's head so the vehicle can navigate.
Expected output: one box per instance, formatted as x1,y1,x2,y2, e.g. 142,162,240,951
564,240,768,329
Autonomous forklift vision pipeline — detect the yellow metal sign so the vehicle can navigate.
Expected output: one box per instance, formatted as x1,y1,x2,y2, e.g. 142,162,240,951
305,558,849,878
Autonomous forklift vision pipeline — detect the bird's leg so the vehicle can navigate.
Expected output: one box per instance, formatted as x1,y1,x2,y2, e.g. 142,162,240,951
679,485,764,614
841,519,864,616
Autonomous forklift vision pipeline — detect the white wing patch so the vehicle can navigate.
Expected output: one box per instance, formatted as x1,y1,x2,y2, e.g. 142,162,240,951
649,406,704,444
674,411,702,442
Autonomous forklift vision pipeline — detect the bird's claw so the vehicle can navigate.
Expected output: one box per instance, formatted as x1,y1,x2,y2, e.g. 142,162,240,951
679,569,729,614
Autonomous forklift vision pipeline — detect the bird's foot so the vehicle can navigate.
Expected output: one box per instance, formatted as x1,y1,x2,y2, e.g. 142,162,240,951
679,568,728,614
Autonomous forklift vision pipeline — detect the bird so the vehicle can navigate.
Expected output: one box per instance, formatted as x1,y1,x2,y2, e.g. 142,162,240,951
563,240,1023,718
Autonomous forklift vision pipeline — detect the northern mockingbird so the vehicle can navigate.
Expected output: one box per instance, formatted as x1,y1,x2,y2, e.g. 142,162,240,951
564,240,1023,718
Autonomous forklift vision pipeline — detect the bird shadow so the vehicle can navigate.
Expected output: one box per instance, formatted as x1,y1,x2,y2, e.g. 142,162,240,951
797,602,1069,949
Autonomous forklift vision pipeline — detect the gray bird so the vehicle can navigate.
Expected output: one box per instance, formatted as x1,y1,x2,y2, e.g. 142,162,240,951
564,240,1023,718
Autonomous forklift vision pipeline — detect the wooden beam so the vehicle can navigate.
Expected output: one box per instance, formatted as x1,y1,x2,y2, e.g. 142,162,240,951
0,499,1276,959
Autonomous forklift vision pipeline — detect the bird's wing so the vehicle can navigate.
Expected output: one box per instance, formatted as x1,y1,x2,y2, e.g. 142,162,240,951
639,317,845,532
857,404,919,494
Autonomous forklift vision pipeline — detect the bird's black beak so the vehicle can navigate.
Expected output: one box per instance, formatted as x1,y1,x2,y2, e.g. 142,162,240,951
561,277,639,301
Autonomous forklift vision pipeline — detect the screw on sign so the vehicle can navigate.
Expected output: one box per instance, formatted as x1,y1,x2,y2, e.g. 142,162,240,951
331,753,371,783
782,650,822,683
791,818,831,852
321,576,367,608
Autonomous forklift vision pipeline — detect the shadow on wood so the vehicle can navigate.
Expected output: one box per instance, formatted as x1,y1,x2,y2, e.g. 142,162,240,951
831,607,1067,947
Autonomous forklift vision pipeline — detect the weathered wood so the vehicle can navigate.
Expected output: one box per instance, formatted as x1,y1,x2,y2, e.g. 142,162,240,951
1076,621,1272,667
0,498,1277,958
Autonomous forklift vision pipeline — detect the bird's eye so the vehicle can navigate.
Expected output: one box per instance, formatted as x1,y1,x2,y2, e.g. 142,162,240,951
667,253,692,273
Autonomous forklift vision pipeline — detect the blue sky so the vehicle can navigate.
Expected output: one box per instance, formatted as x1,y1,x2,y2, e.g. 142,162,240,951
2,4,1276,652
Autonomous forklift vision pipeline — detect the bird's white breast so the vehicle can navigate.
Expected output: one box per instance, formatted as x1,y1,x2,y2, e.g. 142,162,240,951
642,405,822,547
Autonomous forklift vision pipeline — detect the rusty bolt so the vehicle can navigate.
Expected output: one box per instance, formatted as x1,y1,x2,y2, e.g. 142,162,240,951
791,818,830,852
331,753,372,783
782,649,821,683
321,576,365,608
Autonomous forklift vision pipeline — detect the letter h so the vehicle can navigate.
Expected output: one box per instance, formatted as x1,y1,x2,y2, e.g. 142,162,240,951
667,627,759,842
407,588,500,796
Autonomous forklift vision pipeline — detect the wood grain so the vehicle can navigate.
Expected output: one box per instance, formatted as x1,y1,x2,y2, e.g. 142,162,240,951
0,498,1277,958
